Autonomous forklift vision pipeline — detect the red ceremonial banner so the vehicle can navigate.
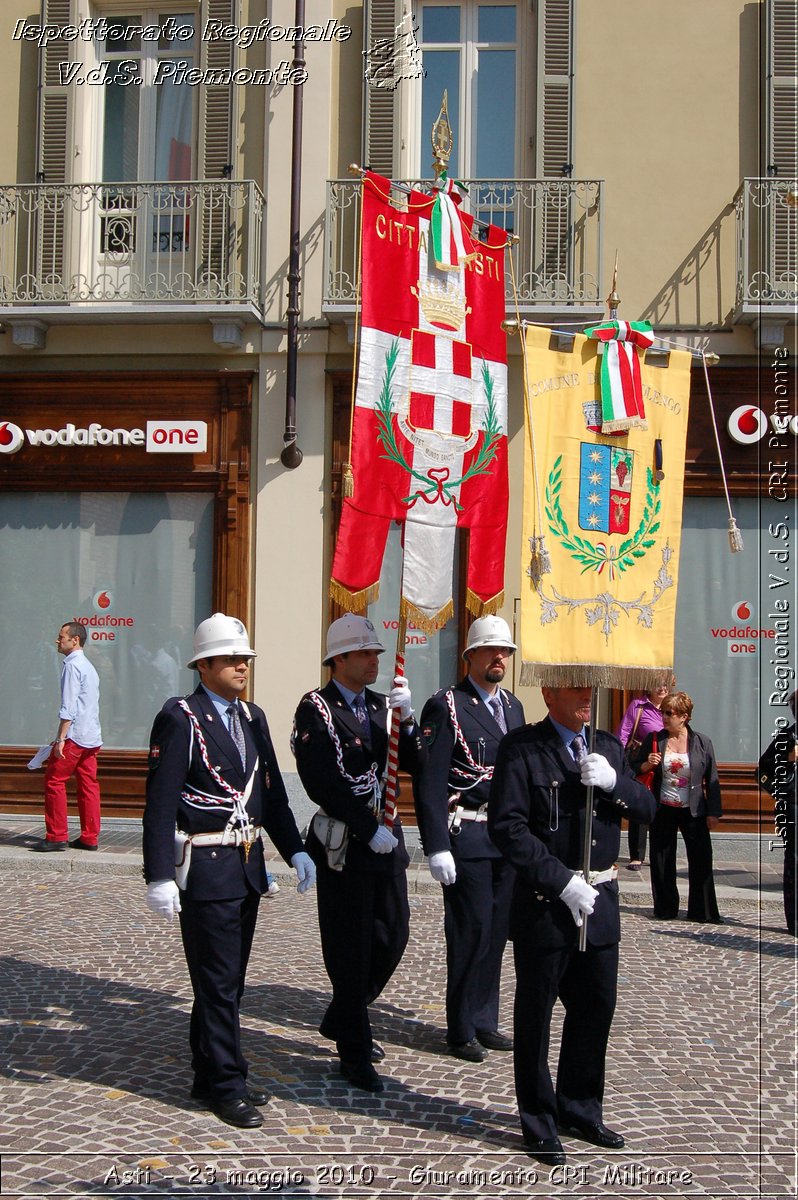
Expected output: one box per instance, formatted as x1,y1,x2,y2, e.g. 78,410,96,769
330,172,509,632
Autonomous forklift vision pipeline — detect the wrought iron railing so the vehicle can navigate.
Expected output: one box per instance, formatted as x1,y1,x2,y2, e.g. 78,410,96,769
734,178,798,309
0,181,264,309
323,178,603,314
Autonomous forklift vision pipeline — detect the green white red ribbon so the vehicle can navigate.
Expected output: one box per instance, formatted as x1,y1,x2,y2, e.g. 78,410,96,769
586,320,656,433
430,173,475,270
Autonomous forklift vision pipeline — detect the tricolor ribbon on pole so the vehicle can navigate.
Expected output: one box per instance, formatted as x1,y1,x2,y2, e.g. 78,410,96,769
585,320,656,433
430,172,475,270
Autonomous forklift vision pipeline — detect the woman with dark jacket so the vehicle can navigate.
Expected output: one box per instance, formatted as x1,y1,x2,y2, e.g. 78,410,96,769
633,691,722,923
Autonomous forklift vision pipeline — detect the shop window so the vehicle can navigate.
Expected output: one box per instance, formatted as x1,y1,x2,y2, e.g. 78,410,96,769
0,491,213,750
674,496,796,764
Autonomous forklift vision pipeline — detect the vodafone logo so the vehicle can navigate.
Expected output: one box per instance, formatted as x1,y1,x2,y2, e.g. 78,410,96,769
727,406,768,444
0,421,24,454
0,418,207,455
93,590,113,613
732,600,752,621
728,405,798,444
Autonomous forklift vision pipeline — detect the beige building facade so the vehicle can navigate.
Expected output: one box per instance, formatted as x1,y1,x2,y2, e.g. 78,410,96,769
0,0,795,826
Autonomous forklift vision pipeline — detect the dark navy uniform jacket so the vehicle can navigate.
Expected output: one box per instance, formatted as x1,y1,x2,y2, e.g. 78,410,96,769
415,677,525,860
294,680,426,874
488,717,655,947
142,686,303,899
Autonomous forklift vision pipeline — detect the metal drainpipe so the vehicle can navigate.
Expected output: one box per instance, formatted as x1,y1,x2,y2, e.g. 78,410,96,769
280,1,305,469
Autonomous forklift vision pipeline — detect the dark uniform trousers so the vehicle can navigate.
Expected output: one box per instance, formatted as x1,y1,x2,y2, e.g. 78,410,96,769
143,687,304,1102
488,717,656,1145
415,679,525,1044
294,681,425,1067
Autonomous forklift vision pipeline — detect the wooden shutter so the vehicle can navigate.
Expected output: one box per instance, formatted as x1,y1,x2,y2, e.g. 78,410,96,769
198,0,235,287
35,0,74,295
765,0,797,291
535,0,572,178
363,0,400,175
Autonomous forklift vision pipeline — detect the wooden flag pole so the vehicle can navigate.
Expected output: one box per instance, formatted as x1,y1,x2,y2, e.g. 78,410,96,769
578,687,600,953
382,610,407,830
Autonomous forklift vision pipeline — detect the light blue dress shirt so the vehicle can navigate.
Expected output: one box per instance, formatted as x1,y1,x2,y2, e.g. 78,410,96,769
59,649,102,748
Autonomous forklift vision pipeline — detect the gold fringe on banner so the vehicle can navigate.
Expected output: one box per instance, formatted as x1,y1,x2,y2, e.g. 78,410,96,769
519,662,675,691
400,596,454,636
465,588,505,617
342,462,354,499
328,579,380,613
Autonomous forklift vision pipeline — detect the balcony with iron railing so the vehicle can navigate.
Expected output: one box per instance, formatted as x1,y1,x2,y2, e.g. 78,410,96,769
734,177,798,334
0,181,264,345
323,178,604,324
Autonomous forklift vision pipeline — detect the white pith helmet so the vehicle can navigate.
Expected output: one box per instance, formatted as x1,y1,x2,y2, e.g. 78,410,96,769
186,613,256,668
324,613,385,665
462,614,517,659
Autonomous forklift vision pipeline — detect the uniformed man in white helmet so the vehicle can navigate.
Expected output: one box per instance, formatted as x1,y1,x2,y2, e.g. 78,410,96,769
414,614,525,1062
143,614,315,1129
292,613,426,1093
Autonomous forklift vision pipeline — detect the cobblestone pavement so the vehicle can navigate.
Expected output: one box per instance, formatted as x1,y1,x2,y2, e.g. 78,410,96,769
1,847,795,1200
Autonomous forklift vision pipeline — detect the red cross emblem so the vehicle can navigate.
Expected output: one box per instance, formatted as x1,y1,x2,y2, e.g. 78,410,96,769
409,329,473,438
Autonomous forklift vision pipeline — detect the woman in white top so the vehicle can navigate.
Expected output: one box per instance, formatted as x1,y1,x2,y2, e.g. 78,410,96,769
634,691,722,923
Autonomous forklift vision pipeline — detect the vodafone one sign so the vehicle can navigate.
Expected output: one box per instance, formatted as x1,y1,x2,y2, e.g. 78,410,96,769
0,419,207,455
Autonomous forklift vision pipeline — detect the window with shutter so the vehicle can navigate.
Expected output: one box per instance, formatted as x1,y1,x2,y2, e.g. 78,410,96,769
765,0,797,294
534,0,573,297
35,0,74,291
364,0,402,174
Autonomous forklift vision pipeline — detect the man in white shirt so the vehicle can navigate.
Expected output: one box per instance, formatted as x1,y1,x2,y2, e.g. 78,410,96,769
33,622,102,852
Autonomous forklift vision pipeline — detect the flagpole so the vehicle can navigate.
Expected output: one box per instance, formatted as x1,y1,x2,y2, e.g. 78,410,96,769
578,687,600,952
382,609,407,830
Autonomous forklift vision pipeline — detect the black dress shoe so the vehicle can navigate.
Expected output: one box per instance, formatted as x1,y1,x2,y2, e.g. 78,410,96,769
561,1120,625,1149
446,1038,485,1062
30,840,68,852
476,1030,513,1051
69,837,98,851
209,1097,263,1128
339,1060,384,1093
524,1136,565,1165
371,1041,385,1062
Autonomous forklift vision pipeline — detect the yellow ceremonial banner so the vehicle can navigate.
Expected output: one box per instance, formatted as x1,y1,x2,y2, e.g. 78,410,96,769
520,325,692,689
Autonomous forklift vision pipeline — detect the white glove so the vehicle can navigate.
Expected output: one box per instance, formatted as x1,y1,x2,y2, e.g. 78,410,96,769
368,825,399,854
146,880,182,921
559,875,599,927
428,850,457,886
580,753,617,792
291,851,316,894
388,676,414,723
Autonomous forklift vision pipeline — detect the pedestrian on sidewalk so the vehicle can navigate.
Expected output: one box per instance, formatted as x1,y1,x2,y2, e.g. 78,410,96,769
32,621,102,853
414,615,524,1063
142,613,315,1130
292,614,426,1094
615,675,674,870
488,684,655,1167
633,691,723,923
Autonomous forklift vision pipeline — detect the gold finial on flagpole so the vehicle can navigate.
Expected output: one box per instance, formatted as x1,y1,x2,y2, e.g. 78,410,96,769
607,251,620,318
431,91,453,178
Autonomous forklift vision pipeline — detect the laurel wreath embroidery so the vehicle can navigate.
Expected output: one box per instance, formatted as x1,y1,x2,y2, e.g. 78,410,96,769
375,340,502,511
544,455,662,574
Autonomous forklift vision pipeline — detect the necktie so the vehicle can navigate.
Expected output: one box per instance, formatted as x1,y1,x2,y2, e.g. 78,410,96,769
571,733,588,765
353,694,371,738
490,694,507,735
226,703,246,769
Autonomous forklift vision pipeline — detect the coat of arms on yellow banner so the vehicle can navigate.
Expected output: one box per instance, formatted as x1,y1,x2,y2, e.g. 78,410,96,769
520,325,693,689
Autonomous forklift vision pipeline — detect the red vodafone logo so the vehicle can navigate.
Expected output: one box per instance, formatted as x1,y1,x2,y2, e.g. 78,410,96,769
93,590,113,613
732,600,751,621
727,406,767,445
0,421,24,454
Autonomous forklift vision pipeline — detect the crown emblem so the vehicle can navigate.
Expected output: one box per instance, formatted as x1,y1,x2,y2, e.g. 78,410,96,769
412,279,471,331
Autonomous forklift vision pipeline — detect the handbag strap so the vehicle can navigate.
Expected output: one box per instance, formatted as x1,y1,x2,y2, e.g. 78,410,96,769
627,702,643,747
